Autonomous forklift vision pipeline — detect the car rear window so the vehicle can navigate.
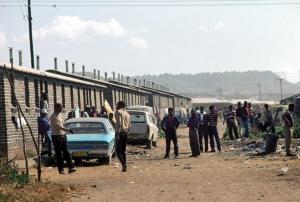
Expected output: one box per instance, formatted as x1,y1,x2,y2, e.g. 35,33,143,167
65,122,107,134
130,114,146,123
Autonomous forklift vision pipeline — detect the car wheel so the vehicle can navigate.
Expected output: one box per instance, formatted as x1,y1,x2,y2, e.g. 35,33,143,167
152,141,157,147
104,155,112,165
74,159,82,166
146,139,152,149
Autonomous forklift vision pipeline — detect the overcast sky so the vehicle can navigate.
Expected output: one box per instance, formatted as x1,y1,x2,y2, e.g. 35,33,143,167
0,2,300,82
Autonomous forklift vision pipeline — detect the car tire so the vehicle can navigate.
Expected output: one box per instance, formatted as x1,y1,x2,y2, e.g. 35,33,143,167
146,139,152,149
74,159,82,166
104,155,112,165
152,141,157,147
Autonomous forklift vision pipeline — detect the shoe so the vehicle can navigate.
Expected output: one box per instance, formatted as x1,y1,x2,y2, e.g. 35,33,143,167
59,171,65,175
209,150,216,153
164,155,169,159
68,168,76,174
189,154,195,158
174,155,178,159
122,166,127,172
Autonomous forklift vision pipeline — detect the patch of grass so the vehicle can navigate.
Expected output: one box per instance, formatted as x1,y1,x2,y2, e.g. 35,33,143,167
0,193,11,202
158,130,165,138
0,160,29,186
26,150,36,158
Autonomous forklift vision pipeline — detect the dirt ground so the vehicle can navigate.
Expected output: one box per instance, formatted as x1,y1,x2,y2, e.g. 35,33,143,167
34,126,300,202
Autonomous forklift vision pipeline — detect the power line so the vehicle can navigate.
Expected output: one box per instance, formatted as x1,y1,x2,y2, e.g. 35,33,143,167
2,2,300,7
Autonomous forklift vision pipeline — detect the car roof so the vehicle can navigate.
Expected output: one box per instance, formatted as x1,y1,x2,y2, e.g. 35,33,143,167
127,110,151,115
65,117,108,124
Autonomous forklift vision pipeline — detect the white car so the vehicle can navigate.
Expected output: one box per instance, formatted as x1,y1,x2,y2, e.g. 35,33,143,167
127,110,159,149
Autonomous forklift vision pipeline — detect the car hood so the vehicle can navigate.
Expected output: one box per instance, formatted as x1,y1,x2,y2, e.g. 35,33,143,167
66,133,114,143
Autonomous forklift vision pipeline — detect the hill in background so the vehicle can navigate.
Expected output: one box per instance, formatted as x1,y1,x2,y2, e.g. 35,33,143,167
135,71,300,100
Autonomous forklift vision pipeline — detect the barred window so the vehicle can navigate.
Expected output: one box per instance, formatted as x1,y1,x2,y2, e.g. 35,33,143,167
61,84,65,108
53,82,57,104
77,86,81,109
34,79,39,108
70,85,74,109
24,78,30,107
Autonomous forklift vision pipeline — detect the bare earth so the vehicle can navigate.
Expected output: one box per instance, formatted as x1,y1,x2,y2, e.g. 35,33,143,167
39,127,300,202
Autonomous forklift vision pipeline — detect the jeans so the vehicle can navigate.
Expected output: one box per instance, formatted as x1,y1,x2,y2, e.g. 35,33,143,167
51,135,74,172
208,126,221,152
116,132,128,168
242,119,250,138
41,132,52,157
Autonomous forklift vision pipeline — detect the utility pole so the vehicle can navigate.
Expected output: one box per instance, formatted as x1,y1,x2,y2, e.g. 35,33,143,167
258,82,262,101
278,78,283,100
27,0,35,69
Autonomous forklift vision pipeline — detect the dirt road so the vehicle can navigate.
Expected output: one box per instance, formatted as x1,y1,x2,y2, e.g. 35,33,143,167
41,127,300,202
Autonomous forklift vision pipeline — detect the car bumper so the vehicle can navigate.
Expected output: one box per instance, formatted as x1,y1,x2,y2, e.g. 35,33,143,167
127,133,150,142
70,149,110,159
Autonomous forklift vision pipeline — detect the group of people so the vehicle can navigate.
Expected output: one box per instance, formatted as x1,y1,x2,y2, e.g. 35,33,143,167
38,93,297,175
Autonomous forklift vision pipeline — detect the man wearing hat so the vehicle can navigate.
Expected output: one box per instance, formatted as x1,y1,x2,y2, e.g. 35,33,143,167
38,108,52,157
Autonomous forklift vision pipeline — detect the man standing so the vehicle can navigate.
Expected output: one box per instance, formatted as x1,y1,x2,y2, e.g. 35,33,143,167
241,101,250,139
161,108,180,158
40,92,49,112
262,104,275,133
50,103,76,174
282,104,295,156
208,105,221,152
197,106,206,152
225,105,239,140
187,109,200,157
236,102,243,137
38,109,52,157
115,101,131,172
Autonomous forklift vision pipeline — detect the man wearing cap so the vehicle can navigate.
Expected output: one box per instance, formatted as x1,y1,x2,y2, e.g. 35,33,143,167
50,103,76,174
38,108,52,157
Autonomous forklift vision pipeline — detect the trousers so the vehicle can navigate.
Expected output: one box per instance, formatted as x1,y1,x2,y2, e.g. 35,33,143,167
116,132,128,168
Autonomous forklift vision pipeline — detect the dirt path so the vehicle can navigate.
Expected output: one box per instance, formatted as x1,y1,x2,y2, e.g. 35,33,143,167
40,127,300,202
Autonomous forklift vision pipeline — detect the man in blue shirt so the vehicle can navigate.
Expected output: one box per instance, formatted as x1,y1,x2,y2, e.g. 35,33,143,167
38,109,52,157
161,108,180,158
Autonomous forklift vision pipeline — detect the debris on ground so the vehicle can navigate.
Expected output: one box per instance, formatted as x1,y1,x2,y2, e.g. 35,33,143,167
278,167,289,176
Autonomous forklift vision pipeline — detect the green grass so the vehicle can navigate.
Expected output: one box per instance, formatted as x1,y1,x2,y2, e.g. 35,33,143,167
0,160,29,186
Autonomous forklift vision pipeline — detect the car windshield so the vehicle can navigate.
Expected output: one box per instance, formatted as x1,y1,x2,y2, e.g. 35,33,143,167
130,114,146,123
65,122,107,134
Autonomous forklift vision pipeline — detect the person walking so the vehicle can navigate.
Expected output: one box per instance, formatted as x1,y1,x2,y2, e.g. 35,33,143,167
161,108,180,158
225,105,239,140
282,104,295,156
40,92,49,112
115,101,131,172
187,109,200,157
38,109,52,157
197,106,206,152
50,103,76,174
207,105,221,152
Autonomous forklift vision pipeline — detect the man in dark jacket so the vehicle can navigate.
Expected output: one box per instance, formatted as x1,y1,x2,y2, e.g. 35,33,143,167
38,109,52,157
161,108,180,158
208,105,221,152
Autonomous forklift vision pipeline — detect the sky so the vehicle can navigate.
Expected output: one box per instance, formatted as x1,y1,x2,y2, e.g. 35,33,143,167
0,1,300,82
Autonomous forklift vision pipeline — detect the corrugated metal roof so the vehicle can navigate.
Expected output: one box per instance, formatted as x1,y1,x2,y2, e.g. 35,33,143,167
0,63,107,88
47,70,150,94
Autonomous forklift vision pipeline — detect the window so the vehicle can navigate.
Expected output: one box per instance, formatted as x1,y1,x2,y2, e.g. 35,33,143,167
53,82,57,104
70,85,74,109
83,88,86,106
34,79,39,107
65,122,107,134
39,80,43,96
129,113,146,123
77,86,81,109
89,88,92,106
94,89,97,108
44,81,48,95
24,78,30,107
61,84,65,108
10,73,16,107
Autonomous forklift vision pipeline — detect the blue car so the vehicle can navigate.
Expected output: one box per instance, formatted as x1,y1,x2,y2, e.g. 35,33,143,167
61,117,115,165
